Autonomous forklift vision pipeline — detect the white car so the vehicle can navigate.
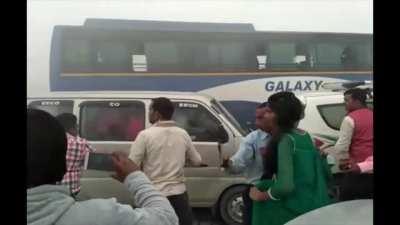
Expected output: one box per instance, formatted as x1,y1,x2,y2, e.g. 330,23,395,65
285,199,373,225
296,90,373,173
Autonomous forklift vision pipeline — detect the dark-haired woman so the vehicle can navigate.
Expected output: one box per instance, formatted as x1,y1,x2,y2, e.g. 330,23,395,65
250,92,332,225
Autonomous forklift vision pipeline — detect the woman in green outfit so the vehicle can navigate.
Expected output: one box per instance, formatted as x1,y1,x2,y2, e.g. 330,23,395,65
250,92,332,225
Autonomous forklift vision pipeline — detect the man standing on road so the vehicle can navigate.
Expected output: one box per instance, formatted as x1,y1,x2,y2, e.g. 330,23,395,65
56,113,95,198
129,97,203,225
334,88,373,200
221,102,270,225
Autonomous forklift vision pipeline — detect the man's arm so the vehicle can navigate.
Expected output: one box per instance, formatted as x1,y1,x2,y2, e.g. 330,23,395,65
185,133,202,166
333,116,354,159
128,132,147,168
227,132,256,174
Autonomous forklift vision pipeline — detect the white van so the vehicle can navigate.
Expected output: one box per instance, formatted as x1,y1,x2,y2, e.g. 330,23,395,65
27,91,250,225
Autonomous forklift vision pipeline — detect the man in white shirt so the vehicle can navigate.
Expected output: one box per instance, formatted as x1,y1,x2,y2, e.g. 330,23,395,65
333,88,373,200
129,97,203,225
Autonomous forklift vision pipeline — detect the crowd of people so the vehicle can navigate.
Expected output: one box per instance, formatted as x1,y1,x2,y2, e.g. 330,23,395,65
27,89,373,225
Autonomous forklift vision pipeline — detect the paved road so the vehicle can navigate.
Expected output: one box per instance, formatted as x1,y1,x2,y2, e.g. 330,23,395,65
193,208,227,225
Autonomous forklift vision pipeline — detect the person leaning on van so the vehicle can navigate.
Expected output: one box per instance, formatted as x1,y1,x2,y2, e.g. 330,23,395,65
221,102,270,225
333,88,373,200
56,113,95,198
27,109,179,225
129,97,204,225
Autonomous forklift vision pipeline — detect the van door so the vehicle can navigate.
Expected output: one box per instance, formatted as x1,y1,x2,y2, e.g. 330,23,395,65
78,100,146,204
172,101,233,205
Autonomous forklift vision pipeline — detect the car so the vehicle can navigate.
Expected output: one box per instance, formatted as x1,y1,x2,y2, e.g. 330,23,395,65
296,84,373,174
285,199,373,225
27,91,250,225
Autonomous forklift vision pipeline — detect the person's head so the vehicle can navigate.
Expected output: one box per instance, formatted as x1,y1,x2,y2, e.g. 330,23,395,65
261,92,303,178
262,91,303,134
56,113,78,136
255,102,269,129
344,88,367,112
27,109,67,189
149,97,175,124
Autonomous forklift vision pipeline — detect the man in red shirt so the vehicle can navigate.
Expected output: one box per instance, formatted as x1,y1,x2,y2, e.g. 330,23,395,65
56,113,96,197
334,88,373,200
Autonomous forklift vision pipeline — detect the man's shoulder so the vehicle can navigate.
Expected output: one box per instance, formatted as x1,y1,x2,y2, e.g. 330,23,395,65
246,129,268,140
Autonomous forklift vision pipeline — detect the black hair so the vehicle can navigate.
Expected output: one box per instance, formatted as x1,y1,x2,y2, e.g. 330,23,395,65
262,92,303,179
344,88,367,106
27,109,67,189
257,101,269,109
151,97,175,120
56,113,77,131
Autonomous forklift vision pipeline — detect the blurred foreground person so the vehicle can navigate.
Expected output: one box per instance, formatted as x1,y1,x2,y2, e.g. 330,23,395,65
250,92,332,225
27,108,178,225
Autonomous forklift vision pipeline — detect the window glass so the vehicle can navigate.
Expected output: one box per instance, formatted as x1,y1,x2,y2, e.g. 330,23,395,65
314,43,346,69
93,41,131,72
269,42,296,69
318,103,373,130
317,104,347,130
145,41,179,71
62,39,92,72
87,153,114,171
172,102,228,142
28,100,74,117
80,101,145,141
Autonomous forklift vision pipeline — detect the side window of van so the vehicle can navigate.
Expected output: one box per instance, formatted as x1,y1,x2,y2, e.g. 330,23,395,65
28,100,74,117
80,101,145,141
173,102,228,143
317,102,373,130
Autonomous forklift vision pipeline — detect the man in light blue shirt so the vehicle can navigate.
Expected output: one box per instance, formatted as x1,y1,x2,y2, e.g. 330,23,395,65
222,102,270,225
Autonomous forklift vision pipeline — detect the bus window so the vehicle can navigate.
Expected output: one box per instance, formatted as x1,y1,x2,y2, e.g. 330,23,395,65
79,101,145,141
173,102,228,143
62,40,92,73
313,42,350,70
145,41,179,72
28,100,74,117
269,42,297,69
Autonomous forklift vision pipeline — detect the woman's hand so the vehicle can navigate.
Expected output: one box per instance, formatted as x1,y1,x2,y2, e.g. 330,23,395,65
249,187,269,201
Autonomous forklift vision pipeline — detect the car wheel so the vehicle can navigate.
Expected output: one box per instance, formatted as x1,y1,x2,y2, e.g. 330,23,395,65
219,185,247,225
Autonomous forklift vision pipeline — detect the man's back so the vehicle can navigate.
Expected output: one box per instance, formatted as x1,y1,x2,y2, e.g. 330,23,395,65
129,121,202,196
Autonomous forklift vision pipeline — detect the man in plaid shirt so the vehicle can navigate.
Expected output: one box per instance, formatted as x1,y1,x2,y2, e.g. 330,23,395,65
56,113,95,197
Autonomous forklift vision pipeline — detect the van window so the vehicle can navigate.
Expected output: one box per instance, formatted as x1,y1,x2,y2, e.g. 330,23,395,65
173,102,228,143
28,100,74,117
87,153,114,171
80,101,145,141
317,102,373,130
